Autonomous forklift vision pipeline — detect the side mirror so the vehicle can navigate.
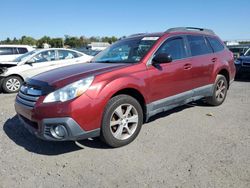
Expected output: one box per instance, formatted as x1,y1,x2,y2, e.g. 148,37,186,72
26,58,35,65
152,53,172,65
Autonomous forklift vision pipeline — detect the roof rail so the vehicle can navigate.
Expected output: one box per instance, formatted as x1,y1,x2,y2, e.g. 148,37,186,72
165,27,215,35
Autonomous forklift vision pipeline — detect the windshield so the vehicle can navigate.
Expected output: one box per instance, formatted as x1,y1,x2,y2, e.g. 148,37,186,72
92,36,159,63
244,48,250,56
14,50,37,62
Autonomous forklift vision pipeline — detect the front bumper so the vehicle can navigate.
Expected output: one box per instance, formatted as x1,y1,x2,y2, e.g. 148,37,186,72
15,90,102,141
18,114,100,141
0,76,4,91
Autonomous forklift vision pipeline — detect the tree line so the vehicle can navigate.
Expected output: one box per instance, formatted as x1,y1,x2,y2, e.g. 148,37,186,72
0,35,119,48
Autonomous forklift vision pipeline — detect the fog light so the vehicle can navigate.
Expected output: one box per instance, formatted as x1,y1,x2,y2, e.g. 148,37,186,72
51,125,67,139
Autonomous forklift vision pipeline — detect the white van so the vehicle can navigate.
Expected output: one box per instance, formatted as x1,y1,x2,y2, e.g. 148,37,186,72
0,45,35,62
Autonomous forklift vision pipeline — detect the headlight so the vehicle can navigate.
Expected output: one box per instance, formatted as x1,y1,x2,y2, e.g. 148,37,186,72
234,60,241,64
0,67,7,75
43,76,94,103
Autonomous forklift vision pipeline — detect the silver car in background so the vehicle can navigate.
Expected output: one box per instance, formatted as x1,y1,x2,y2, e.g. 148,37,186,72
0,48,93,93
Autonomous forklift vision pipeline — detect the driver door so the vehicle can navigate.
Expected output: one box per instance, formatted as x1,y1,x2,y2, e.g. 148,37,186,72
147,36,194,108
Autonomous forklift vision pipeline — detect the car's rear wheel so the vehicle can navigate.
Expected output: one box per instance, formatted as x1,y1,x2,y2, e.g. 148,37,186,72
206,75,228,106
101,94,143,147
2,76,23,93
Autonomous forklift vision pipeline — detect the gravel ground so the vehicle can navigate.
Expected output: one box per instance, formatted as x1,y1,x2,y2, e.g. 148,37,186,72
0,78,249,188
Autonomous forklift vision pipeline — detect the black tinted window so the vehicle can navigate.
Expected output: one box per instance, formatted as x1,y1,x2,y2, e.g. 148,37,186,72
187,35,212,56
156,37,187,60
0,47,14,55
18,48,28,54
207,37,224,52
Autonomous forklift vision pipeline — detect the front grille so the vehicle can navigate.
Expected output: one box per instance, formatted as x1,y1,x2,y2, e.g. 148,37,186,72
44,125,52,137
16,85,42,108
242,62,250,67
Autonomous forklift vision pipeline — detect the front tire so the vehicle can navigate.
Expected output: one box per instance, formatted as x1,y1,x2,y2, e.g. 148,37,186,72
101,94,143,148
2,76,23,93
206,75,228,106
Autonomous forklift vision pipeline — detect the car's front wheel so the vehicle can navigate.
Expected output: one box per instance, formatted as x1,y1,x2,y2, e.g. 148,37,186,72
2,76,23,93
101,94,143,148
206,75,228,106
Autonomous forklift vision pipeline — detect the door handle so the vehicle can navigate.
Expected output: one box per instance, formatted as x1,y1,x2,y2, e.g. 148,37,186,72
184,63,192,70
211,57,217,62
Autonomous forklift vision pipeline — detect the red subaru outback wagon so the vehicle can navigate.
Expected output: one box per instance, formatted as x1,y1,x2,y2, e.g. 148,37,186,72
15,27,236,147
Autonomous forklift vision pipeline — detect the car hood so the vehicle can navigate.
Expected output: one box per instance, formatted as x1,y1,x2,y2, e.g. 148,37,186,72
0,62,18,74
29,62,130,88
0,61,18,67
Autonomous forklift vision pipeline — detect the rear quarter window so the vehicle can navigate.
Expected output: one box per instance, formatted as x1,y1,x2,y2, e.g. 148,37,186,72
207,37,224,52
187,35,213,56
18,48,28,54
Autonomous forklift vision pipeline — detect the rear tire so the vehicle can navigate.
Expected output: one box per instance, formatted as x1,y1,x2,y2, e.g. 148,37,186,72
101,94,143,148
2,76,23,93
206,75,228,106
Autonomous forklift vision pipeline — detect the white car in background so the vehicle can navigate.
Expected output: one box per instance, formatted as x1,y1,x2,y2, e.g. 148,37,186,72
0,48,93,93
0,45,35,62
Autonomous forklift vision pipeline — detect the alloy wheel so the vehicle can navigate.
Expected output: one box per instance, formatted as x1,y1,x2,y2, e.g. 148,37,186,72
215,79,226,102
110,104,139,140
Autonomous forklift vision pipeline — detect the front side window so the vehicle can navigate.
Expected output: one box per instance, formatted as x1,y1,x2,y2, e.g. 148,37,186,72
207,37,224,52
187,35,213,56
155,37,187,60
14,50,36,62
0,47,14,55
92,37,159,63
58,50,79,60
31,50,56,63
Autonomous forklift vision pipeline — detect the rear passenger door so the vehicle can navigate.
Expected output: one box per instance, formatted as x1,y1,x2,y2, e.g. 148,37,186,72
186,35,215,93
17,47,28,55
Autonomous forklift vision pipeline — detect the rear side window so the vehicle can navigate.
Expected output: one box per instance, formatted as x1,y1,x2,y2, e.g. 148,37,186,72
207,37,224,52
0,47,14,55
187,35,212,56
18,48,28,54
58,50,79,60
156,37,187,60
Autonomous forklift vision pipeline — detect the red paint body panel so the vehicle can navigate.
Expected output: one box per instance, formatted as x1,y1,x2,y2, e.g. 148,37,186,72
15,30,236,136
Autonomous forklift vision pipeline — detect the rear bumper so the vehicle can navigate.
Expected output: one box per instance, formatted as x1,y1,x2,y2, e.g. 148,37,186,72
18,114,100,141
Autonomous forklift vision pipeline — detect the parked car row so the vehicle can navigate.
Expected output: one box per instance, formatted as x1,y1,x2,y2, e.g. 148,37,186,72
13,27,236,147
0,48,93,93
